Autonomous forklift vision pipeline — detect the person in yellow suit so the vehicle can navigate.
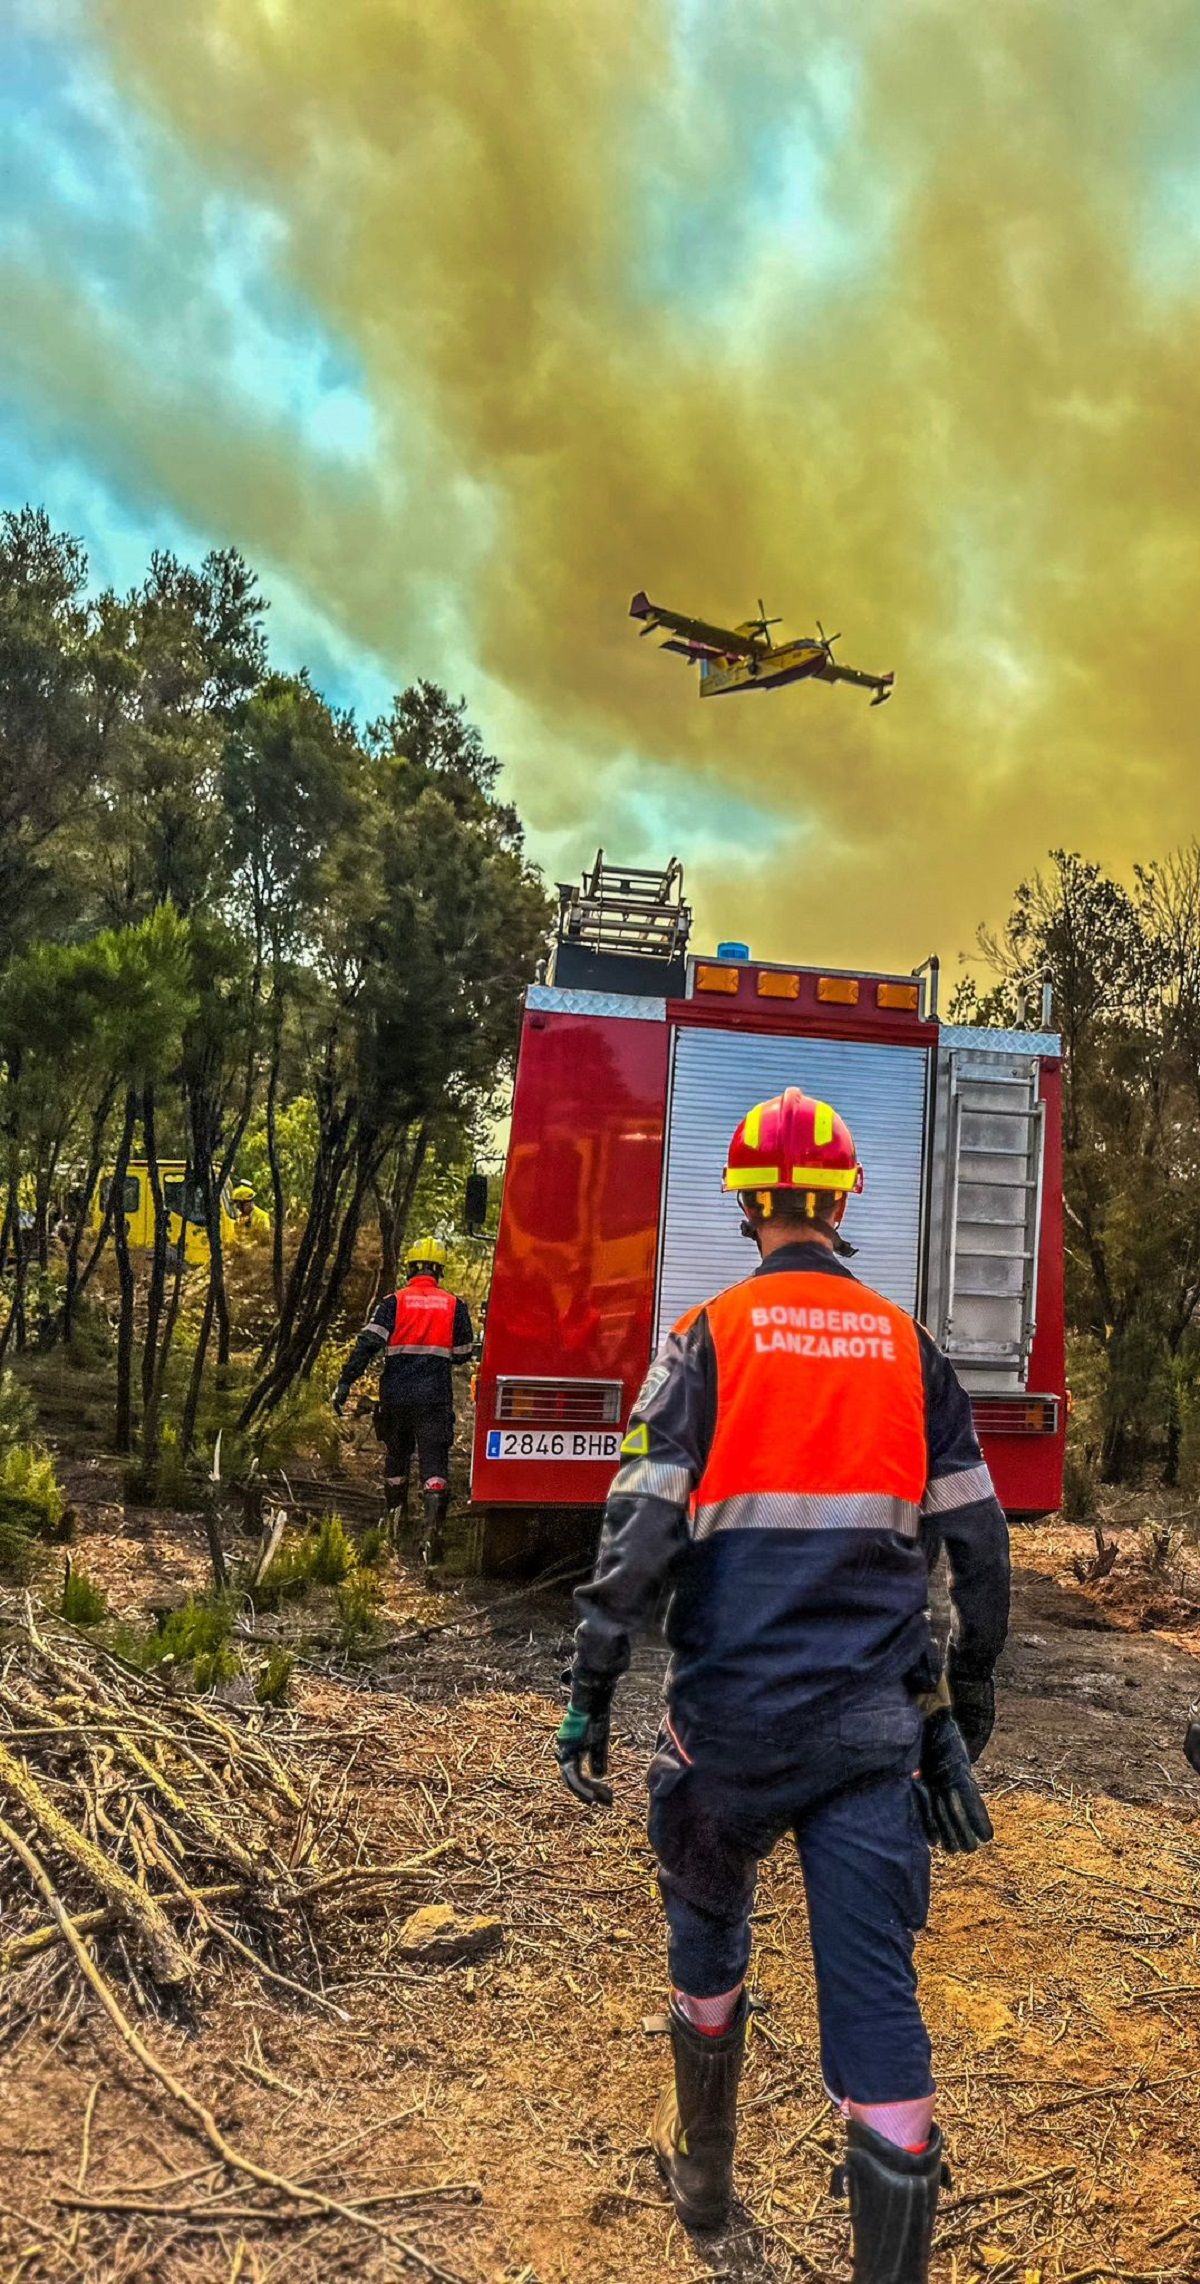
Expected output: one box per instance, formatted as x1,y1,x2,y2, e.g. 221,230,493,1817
230,1182,271,1245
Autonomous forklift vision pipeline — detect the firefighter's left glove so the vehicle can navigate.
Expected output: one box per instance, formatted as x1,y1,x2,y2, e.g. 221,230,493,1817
555,1674,614,1809
331,1381,350,1420
914,1708,994,1856
1185,1715,1200,1775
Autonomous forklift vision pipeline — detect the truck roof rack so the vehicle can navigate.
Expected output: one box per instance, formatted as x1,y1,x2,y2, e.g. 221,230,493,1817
556,850,692,963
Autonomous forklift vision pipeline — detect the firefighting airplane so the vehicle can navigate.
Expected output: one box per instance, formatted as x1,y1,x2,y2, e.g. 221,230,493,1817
629,591,894,705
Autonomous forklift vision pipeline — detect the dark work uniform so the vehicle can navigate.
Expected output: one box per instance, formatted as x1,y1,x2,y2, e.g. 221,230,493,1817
340,1275,474,1505
571,1239,1010,2106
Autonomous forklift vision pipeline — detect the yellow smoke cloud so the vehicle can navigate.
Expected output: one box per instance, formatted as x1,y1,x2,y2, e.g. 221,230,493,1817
85,0,1200,967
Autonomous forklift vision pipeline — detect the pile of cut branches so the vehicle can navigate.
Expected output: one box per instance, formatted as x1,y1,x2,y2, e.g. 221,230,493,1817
0,1599,478,2280
0,1599,358,2014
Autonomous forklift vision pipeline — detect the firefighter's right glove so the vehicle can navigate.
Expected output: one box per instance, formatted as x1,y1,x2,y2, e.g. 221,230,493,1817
947,1652,996,1763
1185,1715,1200,1775
331,1381,350,1419
914,1708,994,1856
555,1674,614,1809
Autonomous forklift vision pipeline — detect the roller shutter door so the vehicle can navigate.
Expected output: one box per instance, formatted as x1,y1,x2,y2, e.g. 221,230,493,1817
655,1027,930,1344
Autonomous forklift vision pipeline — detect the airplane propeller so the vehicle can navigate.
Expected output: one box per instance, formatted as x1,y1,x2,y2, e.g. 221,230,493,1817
816,620,842,665
750,598,782,648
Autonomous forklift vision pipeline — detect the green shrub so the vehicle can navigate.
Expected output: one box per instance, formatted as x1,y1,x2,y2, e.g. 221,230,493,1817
0,1442,68,1540
255,1648,295,1706
0,1519,42,1585
309,1512,355,1586
357,1523,390,1570
251,1535,317,1611
61,1564,107,1626
334,1570,381,1654
145,1595,236,1673
0,1371,38,1453
125,1424,199,1511
191,1644,240,1693
66,1295,115,1369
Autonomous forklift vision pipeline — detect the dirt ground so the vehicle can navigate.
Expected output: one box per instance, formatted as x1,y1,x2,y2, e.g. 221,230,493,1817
3,1487,1200,2283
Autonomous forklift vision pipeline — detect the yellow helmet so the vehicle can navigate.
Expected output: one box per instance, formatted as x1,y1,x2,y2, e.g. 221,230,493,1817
231,1183,255,1203
405,1236,448,1270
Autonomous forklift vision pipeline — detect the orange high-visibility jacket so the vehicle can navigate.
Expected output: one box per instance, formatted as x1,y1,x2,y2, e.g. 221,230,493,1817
342,1274,474,1408
573,1241,1009,1762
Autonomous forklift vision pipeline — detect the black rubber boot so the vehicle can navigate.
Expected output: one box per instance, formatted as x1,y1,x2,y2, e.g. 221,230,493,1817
652,1994,747,2231
834,2117,949,2284
384,1482,409,1549
421,1488,449,1567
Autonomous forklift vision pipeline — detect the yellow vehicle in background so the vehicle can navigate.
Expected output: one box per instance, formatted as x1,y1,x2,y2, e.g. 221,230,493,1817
90,1162,238,1266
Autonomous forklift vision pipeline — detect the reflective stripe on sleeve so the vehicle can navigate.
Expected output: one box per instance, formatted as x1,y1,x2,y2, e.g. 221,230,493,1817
451,1343,474,1361
921,1464,995,1515
358,1323,388,1346
609,1457,694,1505
691,1491,920,1542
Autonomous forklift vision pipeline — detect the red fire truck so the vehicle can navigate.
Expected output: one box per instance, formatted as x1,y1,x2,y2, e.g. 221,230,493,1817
470,854,1065,1567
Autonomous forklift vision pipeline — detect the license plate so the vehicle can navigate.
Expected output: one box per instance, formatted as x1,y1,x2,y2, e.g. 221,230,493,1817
485,1429,621,1462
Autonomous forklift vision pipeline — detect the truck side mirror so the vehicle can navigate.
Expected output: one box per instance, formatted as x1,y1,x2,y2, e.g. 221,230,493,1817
464,1172,489,1235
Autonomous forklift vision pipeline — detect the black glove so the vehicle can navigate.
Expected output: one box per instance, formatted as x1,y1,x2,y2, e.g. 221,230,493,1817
947,1652,995,1763
331,1381,350,1419
1185,1717,1200,1775
555,1672,614,1808
914,1708,995,1855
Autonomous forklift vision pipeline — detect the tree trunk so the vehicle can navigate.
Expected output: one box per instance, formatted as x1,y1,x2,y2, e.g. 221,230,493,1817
241,1137,381,1422
265,993,286,1313
0,1177,29,1369
111,1092,139,1454
1099,1412,1129,1485
374,1122,430,1303
66,1081,120,1333
140,1084,169,1411
142,1212,188,1470
179,1275,216,1461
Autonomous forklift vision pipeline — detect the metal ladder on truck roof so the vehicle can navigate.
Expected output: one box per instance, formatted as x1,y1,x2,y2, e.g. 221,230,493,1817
555,850,691,962
928,1044,1046,1391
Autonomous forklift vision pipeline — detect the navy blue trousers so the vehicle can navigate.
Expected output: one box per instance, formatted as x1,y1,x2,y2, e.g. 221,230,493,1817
647,1684,933,2105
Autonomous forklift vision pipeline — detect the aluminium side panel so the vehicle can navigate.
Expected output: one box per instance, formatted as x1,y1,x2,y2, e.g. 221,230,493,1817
655,1027,931,1343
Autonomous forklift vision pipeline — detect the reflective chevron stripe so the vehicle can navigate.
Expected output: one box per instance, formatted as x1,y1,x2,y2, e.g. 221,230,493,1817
691,1491,921,1543
921,1464,994,1515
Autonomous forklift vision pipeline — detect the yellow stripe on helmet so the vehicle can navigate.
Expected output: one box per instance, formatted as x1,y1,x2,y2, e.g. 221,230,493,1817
742,1102,765,1151
721,1164,783,1190
812,1102,834,1147
790,1164,858,1190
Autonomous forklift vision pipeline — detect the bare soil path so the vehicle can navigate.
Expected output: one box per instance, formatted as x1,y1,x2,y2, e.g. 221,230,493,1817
2,1507,1198,2283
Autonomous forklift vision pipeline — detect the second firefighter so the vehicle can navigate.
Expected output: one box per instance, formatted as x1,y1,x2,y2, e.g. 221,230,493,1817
333,1238,474,1562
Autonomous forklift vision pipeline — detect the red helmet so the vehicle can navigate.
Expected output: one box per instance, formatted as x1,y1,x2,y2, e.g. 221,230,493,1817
722,1087,864,1196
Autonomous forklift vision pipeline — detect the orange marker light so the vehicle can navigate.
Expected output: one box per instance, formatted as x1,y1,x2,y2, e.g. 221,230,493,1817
696,964,741,994
877,982,920,1012
757,970,800,1000
817,976,860,1005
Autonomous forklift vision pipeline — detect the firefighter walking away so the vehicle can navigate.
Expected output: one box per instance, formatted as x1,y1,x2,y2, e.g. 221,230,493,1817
332,1237,474,1564
557,1088,1009,2278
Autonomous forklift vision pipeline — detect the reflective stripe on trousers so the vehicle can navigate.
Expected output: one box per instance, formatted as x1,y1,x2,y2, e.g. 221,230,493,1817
691,1491,922,1542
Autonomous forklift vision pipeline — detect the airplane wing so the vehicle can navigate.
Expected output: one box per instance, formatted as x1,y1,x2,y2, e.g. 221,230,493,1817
629,591,762,662
817,659,895,705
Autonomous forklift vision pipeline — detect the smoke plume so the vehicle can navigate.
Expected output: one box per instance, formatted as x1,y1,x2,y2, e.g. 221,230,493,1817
81,0,1200,964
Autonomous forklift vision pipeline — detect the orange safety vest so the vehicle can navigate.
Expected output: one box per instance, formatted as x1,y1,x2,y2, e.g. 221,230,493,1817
387,1276,459,1359
684,1270,928,1541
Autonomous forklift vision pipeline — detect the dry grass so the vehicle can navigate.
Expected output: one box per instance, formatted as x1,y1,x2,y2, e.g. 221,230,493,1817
2,1648,1198,2282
